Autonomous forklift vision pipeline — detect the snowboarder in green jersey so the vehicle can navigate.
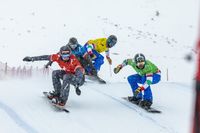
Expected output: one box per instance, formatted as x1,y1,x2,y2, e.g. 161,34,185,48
114,53,161,108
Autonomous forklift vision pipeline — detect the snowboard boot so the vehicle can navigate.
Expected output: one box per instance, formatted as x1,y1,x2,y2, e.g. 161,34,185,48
52,97,66,107
47,91,59,100
139,100,152,109
128,96,142,104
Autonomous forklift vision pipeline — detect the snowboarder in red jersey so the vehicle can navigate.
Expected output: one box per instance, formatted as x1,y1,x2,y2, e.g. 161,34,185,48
23,46,85,107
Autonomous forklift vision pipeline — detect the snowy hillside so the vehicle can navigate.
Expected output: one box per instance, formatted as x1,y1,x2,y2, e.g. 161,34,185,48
0,0,199,82
0,0,199,132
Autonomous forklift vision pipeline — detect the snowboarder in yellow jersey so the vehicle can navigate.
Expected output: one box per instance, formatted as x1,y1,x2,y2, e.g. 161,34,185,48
83,35,117,75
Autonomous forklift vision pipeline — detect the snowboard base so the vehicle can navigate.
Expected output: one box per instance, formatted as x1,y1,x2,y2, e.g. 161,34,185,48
85,75,106,84
43,92,69,113
122,97,161,113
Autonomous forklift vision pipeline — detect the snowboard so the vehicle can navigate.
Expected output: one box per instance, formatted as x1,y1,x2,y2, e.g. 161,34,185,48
86,75,106,84
43,92,69,113
122,97,161,113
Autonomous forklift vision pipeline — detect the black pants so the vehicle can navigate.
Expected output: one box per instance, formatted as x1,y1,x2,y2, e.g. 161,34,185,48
77,56,97,76
52,70,84,103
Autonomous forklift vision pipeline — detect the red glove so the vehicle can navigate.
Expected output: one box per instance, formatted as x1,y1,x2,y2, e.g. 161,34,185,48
106,56,112,65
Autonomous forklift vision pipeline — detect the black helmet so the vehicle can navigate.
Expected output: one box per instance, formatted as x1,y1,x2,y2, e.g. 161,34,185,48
68,37,78,49
60,46,71,60
134,53,145,64
106,35,117,48
69,37,78,45
60,46,71,54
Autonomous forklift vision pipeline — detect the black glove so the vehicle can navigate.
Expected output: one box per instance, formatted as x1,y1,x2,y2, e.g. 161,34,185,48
45,61,53,68
23,56,34,62
75,86,81,96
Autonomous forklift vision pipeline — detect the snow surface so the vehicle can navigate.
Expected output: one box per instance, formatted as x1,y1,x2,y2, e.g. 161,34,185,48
0,78,195,133
0,0,199,132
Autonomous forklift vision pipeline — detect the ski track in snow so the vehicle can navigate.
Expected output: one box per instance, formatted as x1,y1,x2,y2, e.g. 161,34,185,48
89,86,176,133
0,100,38,133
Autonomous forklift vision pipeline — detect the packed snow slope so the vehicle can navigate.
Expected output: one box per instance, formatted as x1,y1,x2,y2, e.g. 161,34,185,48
0,78,195,133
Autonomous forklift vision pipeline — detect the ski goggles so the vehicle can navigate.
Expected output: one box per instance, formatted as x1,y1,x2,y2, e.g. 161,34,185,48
136,57,145,63
107,38,117,48
61,54,70,60
61,52,70,59
69,43,78,49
